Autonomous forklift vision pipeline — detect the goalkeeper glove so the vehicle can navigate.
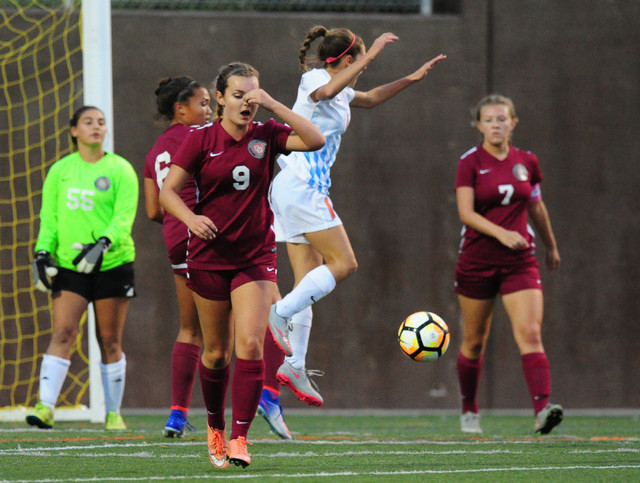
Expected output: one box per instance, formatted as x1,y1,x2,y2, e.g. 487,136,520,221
31,250,58,292
72,237,111,273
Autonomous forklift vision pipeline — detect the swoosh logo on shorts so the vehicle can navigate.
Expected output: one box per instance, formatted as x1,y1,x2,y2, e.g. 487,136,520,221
210,151,224,157
267,267,275,272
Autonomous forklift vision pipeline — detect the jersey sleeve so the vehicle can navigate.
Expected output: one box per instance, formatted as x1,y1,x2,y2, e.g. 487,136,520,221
455,152,477,189
529,152,543,186
143,149,154,180
101,156,139,248
301,69,331,102
343,86,356,104
173,127,208,174
272,119,293,153
34,162,61,254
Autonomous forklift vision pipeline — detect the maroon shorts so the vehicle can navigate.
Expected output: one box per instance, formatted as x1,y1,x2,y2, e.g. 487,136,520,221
167,239,188,275
187,264,277,301
454,257,541,299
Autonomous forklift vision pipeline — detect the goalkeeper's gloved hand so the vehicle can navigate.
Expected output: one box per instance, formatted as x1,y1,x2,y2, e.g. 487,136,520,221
31,250,58,292
72,237,111,273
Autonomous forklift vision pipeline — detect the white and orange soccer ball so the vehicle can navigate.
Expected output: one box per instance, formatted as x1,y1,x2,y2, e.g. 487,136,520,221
398,311,450,362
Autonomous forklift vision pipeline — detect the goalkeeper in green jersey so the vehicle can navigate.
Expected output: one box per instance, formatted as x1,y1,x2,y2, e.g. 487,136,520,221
27,106,138,431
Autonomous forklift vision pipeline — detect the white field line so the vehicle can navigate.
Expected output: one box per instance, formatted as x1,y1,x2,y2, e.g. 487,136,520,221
1,437,637,456
2,465,640,482
0,448,521,457
6,447,636,457
3,447,638,459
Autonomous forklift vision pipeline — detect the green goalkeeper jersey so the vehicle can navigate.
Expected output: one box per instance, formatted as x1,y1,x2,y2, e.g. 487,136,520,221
35,151,138,271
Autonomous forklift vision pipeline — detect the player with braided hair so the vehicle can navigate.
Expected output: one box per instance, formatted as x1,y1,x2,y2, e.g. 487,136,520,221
268,25,446,405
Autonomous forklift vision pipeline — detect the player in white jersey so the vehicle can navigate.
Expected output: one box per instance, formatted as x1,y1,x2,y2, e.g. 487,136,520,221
268,25,446,405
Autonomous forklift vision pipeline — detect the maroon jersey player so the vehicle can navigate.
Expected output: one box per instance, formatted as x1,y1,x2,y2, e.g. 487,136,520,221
159,62,324,469
456,144,542,265
145,123,199,266
145,77,293,441
454,94,563,436
143,77,211,438
171,118,287,271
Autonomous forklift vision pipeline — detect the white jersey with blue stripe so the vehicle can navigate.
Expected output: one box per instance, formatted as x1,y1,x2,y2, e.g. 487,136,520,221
278,68,355,195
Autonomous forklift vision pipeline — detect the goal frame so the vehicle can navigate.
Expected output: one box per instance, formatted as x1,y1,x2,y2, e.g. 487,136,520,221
0,0,113,424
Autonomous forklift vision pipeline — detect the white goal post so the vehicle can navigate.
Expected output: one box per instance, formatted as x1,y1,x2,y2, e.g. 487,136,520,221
81,0,114,423
0,0,113,424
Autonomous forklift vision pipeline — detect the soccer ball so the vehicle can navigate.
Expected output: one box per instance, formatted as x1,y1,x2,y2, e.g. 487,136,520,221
398,311,450,362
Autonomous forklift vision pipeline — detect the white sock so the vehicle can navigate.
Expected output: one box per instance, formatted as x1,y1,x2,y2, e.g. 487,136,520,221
100,353,126,414
286,306,312,371
276,265,336,318
39,354,71,411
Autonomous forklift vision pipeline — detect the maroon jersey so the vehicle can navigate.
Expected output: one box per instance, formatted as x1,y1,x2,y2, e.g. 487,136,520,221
172,118,292,270
144,123,197,266
455,145,543,265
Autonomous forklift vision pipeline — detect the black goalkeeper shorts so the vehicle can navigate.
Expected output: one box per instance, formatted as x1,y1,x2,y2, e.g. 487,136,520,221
52,262,136,302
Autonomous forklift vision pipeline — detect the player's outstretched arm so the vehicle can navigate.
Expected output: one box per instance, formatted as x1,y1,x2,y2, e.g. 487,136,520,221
351,53,446,109
315,32,399,101
244,89,325,152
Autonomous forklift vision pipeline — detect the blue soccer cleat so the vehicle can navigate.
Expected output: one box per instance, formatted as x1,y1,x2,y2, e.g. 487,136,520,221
164,409,196,438
257,388,292,440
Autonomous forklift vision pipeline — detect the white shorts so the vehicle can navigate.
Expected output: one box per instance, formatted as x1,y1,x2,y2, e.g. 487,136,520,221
270,167,342,244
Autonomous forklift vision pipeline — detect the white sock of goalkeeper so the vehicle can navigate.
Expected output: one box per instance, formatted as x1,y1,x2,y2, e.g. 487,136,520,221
39,354,71,411
276,265,336,318
100,353,126,414
286,306,313,371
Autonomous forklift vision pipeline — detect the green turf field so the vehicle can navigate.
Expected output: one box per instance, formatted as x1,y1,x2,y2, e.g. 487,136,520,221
1,410,639,481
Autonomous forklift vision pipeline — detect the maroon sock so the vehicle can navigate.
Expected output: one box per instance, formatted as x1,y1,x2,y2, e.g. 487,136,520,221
170,342,201,412
263,332,284,392
521,352,550,414
199,359,229,430
457,352,483,414
231,358,265,440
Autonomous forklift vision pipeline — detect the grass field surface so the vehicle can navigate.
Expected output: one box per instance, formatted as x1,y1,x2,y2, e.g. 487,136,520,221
1,410,639,481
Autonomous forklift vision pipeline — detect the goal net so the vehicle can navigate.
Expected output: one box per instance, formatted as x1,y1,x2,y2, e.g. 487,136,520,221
0,0,103,422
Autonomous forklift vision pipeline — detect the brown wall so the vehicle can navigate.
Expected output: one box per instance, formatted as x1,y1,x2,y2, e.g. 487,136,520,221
110,0,640,409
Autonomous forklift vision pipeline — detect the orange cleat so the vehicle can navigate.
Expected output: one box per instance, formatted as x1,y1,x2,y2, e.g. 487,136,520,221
207,426,229,469
227,436,252,468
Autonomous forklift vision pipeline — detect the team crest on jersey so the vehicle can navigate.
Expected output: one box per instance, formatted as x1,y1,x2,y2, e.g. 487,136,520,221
94,176,111,191
512,164,529,181
248,140,267,159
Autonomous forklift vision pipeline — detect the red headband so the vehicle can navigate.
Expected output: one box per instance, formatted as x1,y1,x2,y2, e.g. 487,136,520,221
325,34,356,64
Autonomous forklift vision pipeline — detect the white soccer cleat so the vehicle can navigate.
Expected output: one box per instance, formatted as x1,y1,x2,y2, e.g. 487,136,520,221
535,403,563,434
277,360,324,406
460,411,483,434
268,305,292,356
